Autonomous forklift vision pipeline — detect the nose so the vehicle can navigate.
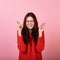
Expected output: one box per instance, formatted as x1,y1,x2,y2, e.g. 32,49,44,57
28,21,31,25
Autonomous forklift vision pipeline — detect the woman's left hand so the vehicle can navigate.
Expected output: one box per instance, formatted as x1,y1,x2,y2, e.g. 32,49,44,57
39,23,46,37
39,23,46,31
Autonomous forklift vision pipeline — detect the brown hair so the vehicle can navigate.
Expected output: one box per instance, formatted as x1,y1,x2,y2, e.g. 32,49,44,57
21,12,39,45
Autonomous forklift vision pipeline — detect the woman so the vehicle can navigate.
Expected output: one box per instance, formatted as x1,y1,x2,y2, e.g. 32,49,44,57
17,12,45,60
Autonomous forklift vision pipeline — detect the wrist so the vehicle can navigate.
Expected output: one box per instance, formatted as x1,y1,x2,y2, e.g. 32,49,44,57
18,30,21,36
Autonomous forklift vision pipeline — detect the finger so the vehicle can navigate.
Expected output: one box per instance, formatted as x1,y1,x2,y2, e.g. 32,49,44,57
41,23,46,28
41,23,46,26
16,21,20,25
19,25,23,28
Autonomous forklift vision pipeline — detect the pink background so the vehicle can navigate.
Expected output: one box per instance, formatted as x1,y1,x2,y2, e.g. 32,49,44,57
0,0,60,60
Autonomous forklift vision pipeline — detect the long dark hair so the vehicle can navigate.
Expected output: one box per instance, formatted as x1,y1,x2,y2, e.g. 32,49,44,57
21,12,39,45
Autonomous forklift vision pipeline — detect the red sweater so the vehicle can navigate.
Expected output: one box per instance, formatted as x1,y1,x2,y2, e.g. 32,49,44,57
17,31,45,60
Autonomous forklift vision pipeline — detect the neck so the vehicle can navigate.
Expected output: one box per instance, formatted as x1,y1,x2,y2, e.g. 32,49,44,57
29,29,32,33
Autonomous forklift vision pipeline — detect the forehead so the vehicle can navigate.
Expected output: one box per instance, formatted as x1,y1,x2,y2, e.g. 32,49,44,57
26,16,34,21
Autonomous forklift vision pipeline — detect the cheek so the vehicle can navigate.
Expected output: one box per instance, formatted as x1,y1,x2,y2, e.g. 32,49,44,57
31,22,34,26
26,22,28,26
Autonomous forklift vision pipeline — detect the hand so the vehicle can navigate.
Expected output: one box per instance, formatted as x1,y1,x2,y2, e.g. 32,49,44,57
39,23,46,37
40,23,46,31
16,21,20,27
16,21,22,30
16,21,22,36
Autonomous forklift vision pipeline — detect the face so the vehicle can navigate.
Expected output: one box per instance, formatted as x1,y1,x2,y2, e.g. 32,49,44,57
26,16,34,30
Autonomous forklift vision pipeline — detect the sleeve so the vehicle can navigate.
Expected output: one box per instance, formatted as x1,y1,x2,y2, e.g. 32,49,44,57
35,31,45,53
17,31,26,52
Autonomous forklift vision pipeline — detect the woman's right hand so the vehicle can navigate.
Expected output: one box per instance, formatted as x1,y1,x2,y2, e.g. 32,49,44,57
16,21,22,36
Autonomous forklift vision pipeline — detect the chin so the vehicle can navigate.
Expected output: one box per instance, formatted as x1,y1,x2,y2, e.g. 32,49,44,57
28,27,33,30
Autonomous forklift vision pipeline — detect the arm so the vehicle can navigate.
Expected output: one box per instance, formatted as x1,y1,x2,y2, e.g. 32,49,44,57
35,31,45,53
17,31,26,52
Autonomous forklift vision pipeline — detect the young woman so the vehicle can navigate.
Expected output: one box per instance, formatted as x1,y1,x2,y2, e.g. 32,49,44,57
17,12,45,60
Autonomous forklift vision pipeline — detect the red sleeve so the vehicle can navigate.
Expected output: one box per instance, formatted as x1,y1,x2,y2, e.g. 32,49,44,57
17,31,26,52
35,31,45,52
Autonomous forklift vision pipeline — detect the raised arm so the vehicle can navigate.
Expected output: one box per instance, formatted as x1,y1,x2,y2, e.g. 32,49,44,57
17,31,26,52
35,31,45,53
35,23,45,53
16,21,26,52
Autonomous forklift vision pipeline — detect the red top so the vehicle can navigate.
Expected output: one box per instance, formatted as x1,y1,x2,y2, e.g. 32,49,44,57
17,31,45,60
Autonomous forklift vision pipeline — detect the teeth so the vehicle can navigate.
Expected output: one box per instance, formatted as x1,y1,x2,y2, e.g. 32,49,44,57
29,25,32,26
